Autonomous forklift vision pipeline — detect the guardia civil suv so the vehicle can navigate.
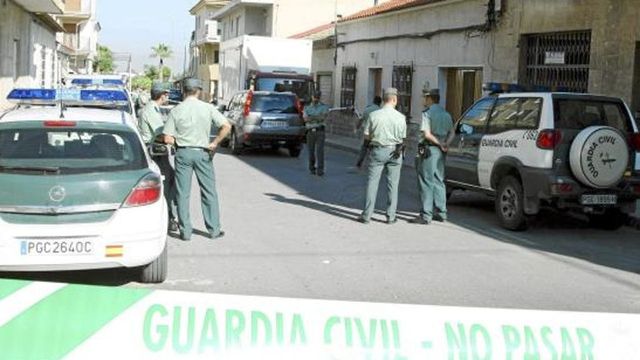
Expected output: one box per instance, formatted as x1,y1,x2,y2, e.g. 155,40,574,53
0,89,168,282
446,84,640,231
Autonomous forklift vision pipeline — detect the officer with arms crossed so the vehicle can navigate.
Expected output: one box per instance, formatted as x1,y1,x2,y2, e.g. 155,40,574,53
303,91,331,176
359,88,407,224
138,83,179,231
163,78,232,241
410,88,454,224
356,96,382,169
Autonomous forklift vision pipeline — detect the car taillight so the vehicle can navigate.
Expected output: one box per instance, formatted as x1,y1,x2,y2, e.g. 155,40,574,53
550,183,573,194
631,133,640,152
243,91,253,117
295,97,303,115
44,120,76,127
123,173,162,208
536,129,562,150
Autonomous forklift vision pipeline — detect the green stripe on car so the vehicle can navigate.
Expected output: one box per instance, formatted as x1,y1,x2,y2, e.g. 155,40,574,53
0,279,31,300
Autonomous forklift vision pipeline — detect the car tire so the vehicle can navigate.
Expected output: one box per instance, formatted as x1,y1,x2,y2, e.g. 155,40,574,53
139,244,167,284
230,129,243,155
495,176,528,231
588,209,627,231
288,144,302,158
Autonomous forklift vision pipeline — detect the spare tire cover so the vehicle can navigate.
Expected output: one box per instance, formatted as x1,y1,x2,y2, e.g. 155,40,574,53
569,126,629,189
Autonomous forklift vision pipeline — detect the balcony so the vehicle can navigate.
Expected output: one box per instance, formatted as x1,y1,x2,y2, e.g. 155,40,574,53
13,0,64,14
195,20,221,45
58,0,92,23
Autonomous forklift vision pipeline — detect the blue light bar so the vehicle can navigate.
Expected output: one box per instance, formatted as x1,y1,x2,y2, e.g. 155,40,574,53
7,89,57,101
71,78,125,86
6,88,128,104
80,89,128,102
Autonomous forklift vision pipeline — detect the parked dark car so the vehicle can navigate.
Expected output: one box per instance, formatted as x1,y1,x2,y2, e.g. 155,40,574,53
220,91,306,157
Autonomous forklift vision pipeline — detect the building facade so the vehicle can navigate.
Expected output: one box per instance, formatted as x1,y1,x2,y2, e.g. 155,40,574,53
298,0,640,151
0,0,65,110
189,0,229,102
56,0,101,76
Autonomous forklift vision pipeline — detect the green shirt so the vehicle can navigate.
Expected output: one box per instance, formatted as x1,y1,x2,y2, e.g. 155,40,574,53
138,102,165,144
365,105,407,146
163,97,229,148
361,104,380,129
304,102,330,129
420,104,453,144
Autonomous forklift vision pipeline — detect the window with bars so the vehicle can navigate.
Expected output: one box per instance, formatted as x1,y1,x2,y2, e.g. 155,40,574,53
392,65,413,119
340,66,357,107
520,30,591,93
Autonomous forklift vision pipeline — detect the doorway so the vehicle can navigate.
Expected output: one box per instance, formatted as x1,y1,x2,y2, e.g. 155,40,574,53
443,68,483,120
368,68,382,104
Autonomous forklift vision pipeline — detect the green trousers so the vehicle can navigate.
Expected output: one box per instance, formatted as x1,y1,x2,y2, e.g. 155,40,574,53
306,128,325,174
415,146,447,221
174,148,222,238
362,146,403,221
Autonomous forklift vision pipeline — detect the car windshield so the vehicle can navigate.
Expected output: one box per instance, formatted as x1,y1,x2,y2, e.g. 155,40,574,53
256,78,311,101
0,125,146,175
553,98,632,132
251,94,298,113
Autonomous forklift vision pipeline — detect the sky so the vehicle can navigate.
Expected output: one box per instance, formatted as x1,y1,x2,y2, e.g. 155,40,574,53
97,0,196,75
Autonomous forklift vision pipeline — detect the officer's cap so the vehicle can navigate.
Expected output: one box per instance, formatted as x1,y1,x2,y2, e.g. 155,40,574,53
423,88,440,97
184,78,203,91
150,83,169,97
383,87,398,97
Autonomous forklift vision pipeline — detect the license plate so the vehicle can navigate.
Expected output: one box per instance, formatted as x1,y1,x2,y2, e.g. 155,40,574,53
20,240,94,256
581,194,617,205
261,121,288,128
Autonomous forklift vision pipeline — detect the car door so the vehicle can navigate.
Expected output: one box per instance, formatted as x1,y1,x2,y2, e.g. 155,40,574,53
446,97,495,187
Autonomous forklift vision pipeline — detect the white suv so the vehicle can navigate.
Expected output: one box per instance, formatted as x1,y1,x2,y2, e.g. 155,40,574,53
446,91,640,231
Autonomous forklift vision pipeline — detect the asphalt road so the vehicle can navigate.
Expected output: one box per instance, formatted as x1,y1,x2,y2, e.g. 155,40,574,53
8,146,640,313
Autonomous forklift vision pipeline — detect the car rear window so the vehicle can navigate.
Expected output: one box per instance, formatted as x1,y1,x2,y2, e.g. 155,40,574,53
553,98,632,132
0,125,146,175
251,94,298,114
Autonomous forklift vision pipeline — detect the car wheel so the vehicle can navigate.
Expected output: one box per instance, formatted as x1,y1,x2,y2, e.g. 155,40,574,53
139,244,167,284
588,209,627,231
230,129,242,155
495,176,528,231
288,144,302,158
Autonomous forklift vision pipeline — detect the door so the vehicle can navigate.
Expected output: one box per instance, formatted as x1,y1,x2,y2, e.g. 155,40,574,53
368,68,382,102
318,74,333,105
446,97,495,187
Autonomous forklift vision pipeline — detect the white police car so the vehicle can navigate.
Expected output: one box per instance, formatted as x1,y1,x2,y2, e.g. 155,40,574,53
0,89,168,282
446,84,640,231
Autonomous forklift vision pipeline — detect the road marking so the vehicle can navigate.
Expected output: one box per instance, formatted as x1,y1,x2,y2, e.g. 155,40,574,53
0,281,67,327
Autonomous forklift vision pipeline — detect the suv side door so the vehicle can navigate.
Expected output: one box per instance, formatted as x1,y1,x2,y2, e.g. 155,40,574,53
446,97,495,187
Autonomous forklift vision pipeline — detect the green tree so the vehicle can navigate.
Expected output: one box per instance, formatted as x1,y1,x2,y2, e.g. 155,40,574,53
143,65,171,81
131,75,152,91
93,45,114,73
150,44,173,82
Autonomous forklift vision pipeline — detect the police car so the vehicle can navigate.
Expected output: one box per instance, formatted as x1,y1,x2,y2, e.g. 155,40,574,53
67,77,137,120
0,89,168,282
446,83,640,231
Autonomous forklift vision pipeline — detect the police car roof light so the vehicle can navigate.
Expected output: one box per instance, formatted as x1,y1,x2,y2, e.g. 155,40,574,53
7,89,57,101
71,78,125,86
80,89,128,102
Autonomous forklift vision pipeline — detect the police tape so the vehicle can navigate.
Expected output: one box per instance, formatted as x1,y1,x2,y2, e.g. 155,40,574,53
0,278,639,359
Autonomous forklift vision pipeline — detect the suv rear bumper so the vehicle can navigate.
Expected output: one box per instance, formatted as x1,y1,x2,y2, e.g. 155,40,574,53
520,166,640,214
241,125,306,146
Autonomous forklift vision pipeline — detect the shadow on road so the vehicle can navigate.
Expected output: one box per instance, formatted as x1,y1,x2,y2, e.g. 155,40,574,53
1,268,134,287
230,146,640,278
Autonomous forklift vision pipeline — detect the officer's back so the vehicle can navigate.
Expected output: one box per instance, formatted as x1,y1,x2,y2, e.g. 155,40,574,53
167,97,219,147
367,106,406,146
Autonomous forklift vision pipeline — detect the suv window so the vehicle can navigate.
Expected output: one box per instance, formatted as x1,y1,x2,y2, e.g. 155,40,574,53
554,98,632,132
251,94,298,114
457,97,494,135
0,126,146,175
487,97,542,134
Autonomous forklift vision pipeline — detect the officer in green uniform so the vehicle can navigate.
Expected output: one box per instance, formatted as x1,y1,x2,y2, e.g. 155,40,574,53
303,91,331,176
163,78,232,241
138,83,179,231
359,88,407,224
410,89,454,224
356,96,382,168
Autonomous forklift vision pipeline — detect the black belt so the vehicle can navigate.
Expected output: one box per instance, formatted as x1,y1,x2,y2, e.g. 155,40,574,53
177,146,207,150
370,144,399,148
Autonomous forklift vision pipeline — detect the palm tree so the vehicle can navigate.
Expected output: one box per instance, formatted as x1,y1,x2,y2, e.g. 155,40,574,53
150,44,173,82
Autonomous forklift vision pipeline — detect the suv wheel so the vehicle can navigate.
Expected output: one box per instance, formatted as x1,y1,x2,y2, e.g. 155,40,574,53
139,244,167,283
230,129,243,155
288,144,302,158
588,209,627,231
496,176,528,231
